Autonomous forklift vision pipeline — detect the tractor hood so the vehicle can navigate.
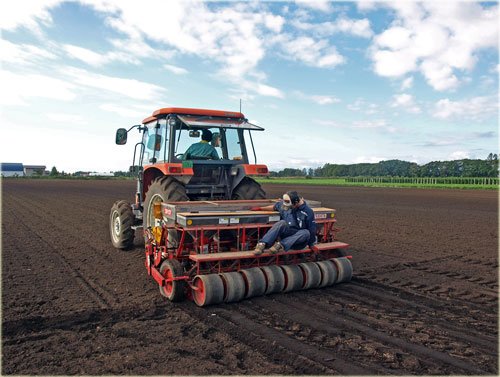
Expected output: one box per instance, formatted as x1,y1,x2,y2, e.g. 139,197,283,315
177,115,264,131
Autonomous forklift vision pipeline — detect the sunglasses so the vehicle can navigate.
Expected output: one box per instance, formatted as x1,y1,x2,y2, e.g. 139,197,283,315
282,199,291,204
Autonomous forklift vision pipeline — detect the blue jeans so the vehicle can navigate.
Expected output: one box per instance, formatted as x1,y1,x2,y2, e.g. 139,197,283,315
260,220,310,251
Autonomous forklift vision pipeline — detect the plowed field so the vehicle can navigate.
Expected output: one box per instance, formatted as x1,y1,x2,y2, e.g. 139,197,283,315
2,179,498,375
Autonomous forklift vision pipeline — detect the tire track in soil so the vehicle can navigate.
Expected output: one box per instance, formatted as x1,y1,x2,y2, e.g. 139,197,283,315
295,288,495,374
356,261,498,311
5,196,119,309
350,278,497,331
2,305,166,340
181,303,376,375
248,292,487,375
332,286,496,350
2,301,292,375
359,255,498,299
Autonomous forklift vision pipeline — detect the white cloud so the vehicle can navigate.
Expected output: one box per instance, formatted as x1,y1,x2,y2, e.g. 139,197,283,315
295,0,334,13
250,83,284,99
163,64,188,75
432,96,498,120
391,93,421,114
420,60,459,91
401,77,414,90
62,67,166,101
63,44,109,66
0,39,57,65
292,17,373,38
375,26,412,50
347,98,378,115
295,91,340,105
356,1,378,12
276,35,345,68
99,104,149,119
63,43,143,66
46,113,87,124
315,119,344,128
0,0,61,31
87,1,286,98
353,155,385,163
264,13,285,33
310,95,340,105
352,119,389,129
372,49,417,77
351,119,397,133
0,70,76,106
369,2,499,91
448,151,470,160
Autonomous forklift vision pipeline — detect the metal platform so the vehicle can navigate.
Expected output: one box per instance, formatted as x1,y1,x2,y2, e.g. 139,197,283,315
188,241,349,262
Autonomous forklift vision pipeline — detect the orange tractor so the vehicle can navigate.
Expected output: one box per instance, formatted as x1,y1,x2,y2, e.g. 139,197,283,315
110,107,352,306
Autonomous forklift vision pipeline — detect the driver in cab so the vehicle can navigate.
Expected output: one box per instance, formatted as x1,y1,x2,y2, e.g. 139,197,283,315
183,129,219,160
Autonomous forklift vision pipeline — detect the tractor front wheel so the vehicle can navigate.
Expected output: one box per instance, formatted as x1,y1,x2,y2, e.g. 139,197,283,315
109,200,135,249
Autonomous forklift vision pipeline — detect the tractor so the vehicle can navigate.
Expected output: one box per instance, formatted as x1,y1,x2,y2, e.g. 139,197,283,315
110,107,352,306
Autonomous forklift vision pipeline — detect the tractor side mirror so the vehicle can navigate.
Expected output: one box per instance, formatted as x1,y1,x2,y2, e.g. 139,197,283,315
116,128,128,145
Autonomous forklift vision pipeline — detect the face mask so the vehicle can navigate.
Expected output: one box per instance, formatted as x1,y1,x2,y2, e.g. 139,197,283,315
282,197,292,210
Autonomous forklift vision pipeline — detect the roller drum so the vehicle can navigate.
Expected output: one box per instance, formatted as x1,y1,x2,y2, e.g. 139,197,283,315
240,268,266,298
192,274,224,307
280,264,304,292
299,262,322,290
220,272,246,303
260,265,286,294
315,260,338,287
331,257,353,283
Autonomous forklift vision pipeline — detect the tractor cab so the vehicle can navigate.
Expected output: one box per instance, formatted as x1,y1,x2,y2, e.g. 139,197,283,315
115,107,268,223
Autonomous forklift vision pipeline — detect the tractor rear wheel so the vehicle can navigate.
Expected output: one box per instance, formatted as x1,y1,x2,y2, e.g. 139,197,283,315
231,177,266,200
143,176,188,246
109,200,135,249
159,259,185,301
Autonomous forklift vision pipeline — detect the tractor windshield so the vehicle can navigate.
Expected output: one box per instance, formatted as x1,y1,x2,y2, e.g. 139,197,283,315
174,127,224,160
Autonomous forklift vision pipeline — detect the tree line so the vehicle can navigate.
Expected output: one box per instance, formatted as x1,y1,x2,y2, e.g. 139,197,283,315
270,154,499,178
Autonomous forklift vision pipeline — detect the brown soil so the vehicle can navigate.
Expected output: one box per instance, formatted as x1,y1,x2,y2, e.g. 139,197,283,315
2,179,498,375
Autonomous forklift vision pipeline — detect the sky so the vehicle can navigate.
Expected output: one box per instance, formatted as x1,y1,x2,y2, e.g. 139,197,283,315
1,0,498,173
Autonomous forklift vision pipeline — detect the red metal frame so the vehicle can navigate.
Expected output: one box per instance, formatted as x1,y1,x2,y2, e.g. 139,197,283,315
144,217,349,298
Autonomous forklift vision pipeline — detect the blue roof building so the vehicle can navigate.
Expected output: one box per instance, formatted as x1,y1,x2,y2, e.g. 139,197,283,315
1,163,25,177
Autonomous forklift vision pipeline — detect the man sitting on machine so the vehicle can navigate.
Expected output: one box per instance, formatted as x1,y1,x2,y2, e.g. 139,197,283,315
251,191,318,255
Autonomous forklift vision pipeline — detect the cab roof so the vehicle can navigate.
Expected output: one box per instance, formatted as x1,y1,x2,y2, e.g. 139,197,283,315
142,107,244,124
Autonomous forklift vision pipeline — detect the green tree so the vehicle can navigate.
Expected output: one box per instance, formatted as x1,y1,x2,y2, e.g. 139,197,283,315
50,166,59,176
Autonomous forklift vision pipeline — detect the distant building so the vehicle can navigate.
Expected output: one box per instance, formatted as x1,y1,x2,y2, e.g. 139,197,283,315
1,163,24,177
24,165,47,176
89,172,114,177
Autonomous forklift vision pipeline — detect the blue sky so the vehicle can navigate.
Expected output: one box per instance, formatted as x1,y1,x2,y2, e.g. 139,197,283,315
1,0,498,172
